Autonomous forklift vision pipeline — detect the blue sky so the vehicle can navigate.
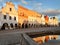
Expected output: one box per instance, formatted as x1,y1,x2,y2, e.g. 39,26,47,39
0,0,60,20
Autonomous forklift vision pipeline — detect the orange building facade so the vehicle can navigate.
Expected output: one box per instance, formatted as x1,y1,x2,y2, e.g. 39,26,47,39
18,5,42,27
44,15,49,25
18,5,28,26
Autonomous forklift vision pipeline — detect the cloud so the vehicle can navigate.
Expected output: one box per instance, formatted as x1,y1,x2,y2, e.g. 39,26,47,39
0,0,3,2
31,2,44,14
31,2,42,9
21,0,28,5
32,6,60,16
0,0,28,4
0,0,4,8
30,2,60,16
0,0,28,9
42,9,60,16
32,2,42,6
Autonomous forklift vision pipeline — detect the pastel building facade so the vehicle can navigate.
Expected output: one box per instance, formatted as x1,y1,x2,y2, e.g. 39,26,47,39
18,5,42,28
40,15,45,25
49,17,59,26
0,2,18,29
0,2,59,29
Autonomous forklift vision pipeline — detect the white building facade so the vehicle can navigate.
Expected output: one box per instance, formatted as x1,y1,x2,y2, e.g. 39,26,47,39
0,12,18,29
49,17,59,26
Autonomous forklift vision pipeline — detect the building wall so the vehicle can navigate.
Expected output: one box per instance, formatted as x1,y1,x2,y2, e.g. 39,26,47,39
18,5,28,25
40,15,45,25
44,15,49,25
1,2,18,22
0,2,18,29
0,13,17,28
49,17,59,26
18,5,42,26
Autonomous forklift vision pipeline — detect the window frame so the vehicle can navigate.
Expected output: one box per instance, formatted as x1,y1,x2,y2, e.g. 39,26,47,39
9,16,12,20
4,15,6,19
10,8,12,11
10,23,13,28
14,17,16,21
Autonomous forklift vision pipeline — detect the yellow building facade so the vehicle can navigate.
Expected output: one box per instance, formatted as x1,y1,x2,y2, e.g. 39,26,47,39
1,2,18,22
0,2,18,29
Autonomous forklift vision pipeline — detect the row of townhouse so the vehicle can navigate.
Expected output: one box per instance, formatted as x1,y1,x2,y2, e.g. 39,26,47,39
0,2,41,29
0,2,59,30
38,15,59,27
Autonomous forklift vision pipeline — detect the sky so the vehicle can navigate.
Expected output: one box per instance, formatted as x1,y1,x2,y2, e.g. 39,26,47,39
0,0,60,21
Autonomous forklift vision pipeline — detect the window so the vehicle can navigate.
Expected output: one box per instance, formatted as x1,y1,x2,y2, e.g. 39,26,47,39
14,17,16,20
15,24,17,27
10,8,12,11
4,15,6,19
53,17,55,19
9,16,12,20
10,23,13,28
